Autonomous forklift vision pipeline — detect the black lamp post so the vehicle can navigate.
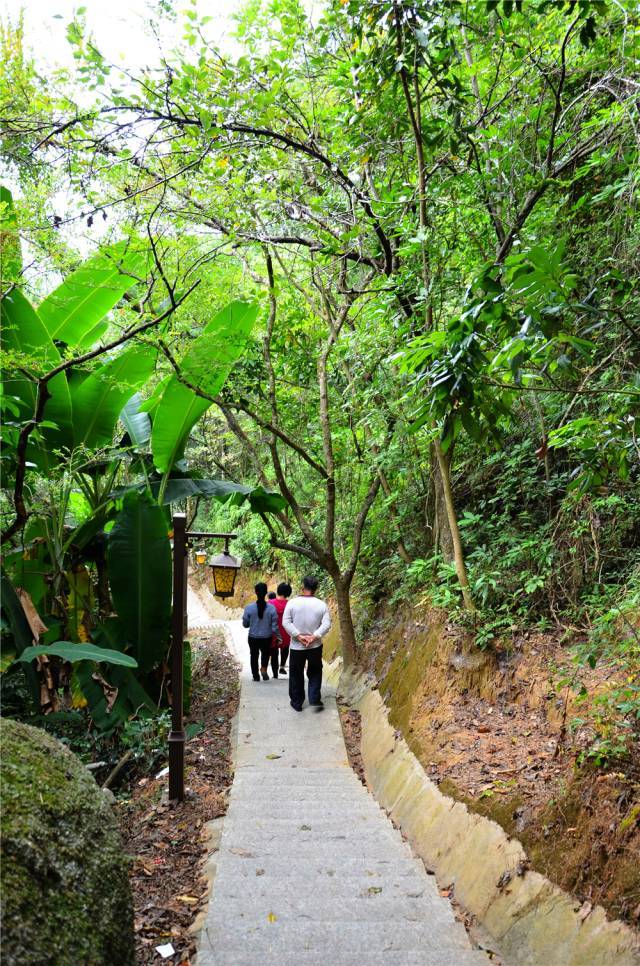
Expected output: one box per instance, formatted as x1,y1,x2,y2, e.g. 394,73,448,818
168,513,239,802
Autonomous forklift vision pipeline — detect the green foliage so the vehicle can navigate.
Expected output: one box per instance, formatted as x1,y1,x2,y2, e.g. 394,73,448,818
151,300,259,474
570,570,640,765
37,242,147,348
106,491,172,673
2,0,639,764
16,642,138,667
70,344,157,449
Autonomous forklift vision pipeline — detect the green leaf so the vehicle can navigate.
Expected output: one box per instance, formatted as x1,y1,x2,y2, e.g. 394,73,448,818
152,383,210,474
0,185,22,282
38,243,148,348
151,300,259,472
1,289,73,456
112,477,286,511
64,503,118,552
107,490,172,672
1,288,61,369
71,344,156,448
119,392,152,447
17,642,138,667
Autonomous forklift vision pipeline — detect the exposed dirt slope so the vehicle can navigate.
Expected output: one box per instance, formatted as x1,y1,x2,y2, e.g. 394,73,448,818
357,605,640,927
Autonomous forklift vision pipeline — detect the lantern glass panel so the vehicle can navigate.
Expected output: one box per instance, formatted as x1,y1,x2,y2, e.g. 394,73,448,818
212,565,237,597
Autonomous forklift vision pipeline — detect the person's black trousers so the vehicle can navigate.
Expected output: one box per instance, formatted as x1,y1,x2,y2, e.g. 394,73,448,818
269,647,279,678
280,645,289,669
248,636,272,679
289,645,323,708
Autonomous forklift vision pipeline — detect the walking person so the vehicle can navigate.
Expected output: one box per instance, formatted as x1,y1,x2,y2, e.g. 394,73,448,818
242,583,281,681
283,576,331,712
270,582,292,676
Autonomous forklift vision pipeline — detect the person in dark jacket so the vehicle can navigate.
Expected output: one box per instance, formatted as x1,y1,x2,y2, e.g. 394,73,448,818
242,582,281,681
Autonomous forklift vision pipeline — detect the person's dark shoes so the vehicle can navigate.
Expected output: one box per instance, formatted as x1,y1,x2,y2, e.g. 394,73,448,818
262,672,269,681
279,667,287,675
290,701,303,712
273,671,279,679
253,675,260,682
309,700,324,711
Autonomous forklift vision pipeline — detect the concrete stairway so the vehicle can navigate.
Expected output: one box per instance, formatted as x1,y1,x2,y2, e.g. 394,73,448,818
195,617,486,966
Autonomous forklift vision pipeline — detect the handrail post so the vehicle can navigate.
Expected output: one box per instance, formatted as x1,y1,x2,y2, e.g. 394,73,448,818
169,513,187,801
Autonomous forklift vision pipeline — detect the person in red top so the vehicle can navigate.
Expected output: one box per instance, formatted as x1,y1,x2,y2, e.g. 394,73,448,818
271,582,292,675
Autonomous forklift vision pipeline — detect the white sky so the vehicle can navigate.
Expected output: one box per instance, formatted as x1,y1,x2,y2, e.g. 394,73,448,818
1,0,240,71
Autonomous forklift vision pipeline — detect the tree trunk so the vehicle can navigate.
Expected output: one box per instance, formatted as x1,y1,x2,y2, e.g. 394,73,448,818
427,445,454,562
333,576,357,668
433,441,476,613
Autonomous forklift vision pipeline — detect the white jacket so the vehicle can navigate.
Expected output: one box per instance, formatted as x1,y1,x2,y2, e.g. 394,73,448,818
282,596,331,651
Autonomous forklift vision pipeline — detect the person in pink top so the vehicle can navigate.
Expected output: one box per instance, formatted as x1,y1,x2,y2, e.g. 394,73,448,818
270,582,292,675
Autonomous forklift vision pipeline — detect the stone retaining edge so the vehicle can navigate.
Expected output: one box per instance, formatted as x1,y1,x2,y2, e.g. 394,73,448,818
328,661,640,966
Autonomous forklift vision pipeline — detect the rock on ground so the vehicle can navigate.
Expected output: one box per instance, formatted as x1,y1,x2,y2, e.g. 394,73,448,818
1,719,135,966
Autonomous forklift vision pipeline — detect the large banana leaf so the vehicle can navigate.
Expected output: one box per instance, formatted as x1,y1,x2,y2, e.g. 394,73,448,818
38,242,148,349
17,642,138,667
71,344,157,448
151,300,259,473
1,289,73,456
111,477,287,511
106,490,172,673
120,392,152,447
1,288,62,370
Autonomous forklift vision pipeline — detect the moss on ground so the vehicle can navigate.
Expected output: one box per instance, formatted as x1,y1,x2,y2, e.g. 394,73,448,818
1,719,135,966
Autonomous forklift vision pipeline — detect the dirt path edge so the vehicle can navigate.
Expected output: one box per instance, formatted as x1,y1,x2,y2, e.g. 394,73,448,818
326,660,640,966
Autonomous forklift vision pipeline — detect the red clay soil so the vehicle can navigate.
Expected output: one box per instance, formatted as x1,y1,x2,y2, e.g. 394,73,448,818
116,628,239,965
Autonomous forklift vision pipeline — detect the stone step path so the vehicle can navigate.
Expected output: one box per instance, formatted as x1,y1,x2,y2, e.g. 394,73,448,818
187,585,218,630
194,613,486,966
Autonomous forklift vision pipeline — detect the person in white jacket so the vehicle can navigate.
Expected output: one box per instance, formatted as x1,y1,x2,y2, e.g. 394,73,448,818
282,576,331,712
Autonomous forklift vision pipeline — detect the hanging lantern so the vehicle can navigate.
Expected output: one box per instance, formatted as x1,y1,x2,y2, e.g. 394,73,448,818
209,546,241,598
194,548,207,566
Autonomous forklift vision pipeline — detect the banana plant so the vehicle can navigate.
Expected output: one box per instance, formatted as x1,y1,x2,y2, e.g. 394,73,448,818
151,299,259,500
1,186,287,731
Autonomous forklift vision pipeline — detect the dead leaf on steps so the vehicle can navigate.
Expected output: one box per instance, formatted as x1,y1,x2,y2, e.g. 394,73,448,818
267,912,277,923
176,895,199,904
229,847,254,858
265,753,282,760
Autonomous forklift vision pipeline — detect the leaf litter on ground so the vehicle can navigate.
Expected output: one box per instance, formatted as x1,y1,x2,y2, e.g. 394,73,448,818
116,627,239,964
